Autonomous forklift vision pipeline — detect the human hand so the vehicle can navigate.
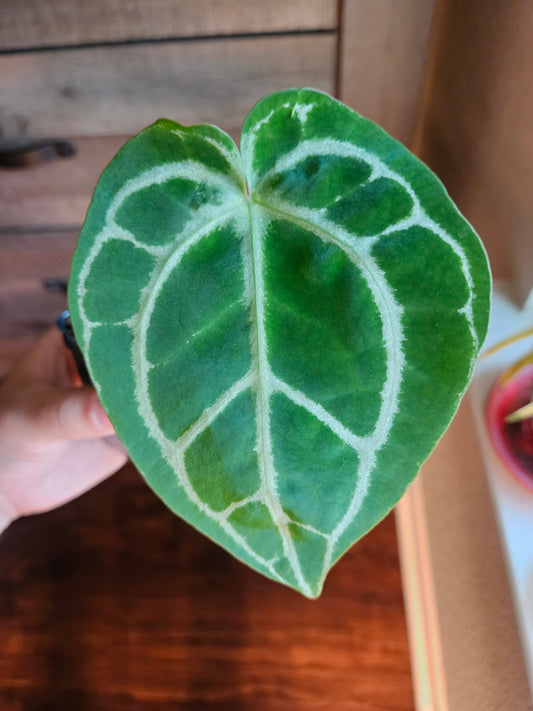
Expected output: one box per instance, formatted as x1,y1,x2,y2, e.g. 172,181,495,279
0,328,128,532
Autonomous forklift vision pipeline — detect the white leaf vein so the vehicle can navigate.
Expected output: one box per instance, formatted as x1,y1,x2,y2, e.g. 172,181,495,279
78,133,482,595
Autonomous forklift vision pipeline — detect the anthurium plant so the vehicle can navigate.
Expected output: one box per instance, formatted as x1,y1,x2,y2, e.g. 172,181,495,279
69,88,491,597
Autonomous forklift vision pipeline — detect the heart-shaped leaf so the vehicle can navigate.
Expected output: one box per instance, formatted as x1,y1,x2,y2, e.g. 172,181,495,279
69,88,491,597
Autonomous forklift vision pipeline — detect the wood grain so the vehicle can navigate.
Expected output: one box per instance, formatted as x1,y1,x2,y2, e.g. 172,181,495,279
0,233,72,379
0,460,413,711
0,137,128,228
413,0,533,297
0,0,337,50
337,0,436,144
0,230,76,378
0,277,67,336
0,230,78,280
0,35,335,146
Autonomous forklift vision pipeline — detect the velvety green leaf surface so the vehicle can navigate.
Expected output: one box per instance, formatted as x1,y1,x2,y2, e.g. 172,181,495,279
69,89,491,597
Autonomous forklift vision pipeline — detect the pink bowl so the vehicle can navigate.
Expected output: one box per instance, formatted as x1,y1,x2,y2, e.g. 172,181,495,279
485,362,533,493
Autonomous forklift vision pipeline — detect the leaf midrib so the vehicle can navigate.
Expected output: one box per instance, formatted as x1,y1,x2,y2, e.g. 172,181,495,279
245,198,286,528
246,197,313,596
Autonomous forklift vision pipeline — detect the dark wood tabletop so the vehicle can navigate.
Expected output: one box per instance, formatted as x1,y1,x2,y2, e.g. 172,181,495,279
0,460,414,711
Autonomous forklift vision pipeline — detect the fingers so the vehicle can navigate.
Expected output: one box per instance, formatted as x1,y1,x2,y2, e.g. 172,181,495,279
19,438,129,516
51,437,129,506
29,386,116,444
0,329,119,451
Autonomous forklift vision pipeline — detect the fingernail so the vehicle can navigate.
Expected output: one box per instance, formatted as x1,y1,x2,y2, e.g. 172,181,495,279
89,391,113,430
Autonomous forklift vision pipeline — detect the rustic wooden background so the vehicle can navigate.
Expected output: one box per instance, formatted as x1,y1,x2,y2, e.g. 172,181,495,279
0,2,425,708
0,0,437,378
0,2,430,708
1,0,531,708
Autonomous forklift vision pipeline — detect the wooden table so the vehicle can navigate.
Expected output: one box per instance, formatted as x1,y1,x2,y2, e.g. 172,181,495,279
0,460,414,710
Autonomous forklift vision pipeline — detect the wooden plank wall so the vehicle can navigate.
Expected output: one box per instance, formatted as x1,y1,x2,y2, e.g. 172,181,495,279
0,0,337,48
0,36,335,144
0,8,434,710
0,2,339,373
0,0,440,378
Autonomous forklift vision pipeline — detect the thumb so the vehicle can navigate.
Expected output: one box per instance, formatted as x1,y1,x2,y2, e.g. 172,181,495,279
30,386,115,443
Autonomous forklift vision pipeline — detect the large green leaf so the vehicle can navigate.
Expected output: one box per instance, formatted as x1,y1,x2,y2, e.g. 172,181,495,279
69,88,491,597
